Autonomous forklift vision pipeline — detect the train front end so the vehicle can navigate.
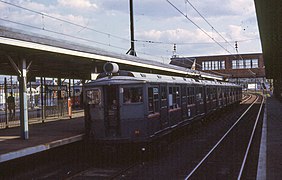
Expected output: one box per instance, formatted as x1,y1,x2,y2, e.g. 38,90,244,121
84,63,147,145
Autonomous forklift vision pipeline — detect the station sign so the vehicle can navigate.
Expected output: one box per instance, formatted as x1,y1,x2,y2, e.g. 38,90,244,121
45,85,67,91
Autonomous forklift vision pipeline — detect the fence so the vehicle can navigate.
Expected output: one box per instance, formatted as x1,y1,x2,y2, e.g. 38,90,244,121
0,81,76,129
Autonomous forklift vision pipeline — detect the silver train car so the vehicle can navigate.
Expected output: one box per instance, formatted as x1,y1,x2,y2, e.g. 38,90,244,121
84,63,242,146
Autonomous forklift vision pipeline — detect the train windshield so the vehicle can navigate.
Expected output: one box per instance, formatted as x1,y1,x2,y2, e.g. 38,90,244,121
86,88,101,105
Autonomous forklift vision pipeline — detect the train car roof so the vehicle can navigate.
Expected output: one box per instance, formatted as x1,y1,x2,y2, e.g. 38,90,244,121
85,70,241,87
199,79,241,87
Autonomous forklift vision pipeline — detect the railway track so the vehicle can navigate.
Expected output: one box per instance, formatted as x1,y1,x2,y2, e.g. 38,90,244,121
65,162,140,179
4,94,264,179
112,93,265,179
185,94,264,179
66,93,265,180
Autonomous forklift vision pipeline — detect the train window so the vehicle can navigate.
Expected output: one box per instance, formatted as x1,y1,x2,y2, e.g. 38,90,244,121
212,87,217,99
196,87,203,103
219,88,223,98
161,86,167,100
86,89,101,105
187,87,195,105
206,87,210,100
168,86,180,108
182,86,187,97
160,86,167,108
123,87,143,103
182,85,187,105
175,87,180,107
148,87,159,113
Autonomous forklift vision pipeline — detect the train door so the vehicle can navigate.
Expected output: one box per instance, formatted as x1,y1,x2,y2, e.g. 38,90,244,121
85,87,105,137
187,86,195,118
160,85,169,129
217,86,220,106
147,86,161,134
203,86,208,114
195,86,204,115
104,85,120,137
181,85,188,120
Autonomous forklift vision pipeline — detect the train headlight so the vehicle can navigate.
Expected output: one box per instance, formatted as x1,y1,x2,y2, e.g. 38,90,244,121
103,62,119,74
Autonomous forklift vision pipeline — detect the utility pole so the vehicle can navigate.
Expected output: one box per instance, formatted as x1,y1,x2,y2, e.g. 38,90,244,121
126,0,137,56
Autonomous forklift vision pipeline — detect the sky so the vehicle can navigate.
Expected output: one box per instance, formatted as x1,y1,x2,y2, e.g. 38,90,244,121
0,0,262,64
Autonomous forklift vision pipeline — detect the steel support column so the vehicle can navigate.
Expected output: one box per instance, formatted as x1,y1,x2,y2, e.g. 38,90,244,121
40,77,45,122
4,78,8,128
19,59,29,139
72,79,75,107
68,79,71,98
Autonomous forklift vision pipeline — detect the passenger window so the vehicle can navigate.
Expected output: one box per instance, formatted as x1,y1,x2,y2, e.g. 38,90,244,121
123,87,143,104
161,86,167,100
187,87,194,105
175,87,180,107
160,86,167,108
196,87,203,103
148,87,159,113
169,86,180,108
86,89,101,105
206,87,210,100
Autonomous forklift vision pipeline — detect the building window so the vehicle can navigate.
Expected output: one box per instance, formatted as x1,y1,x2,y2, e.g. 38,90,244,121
232,60,237,69
245,59,251,68
220,61,225,69
207,61,211,70
202,60,225,70
238,60,244,69
232,59,259,69
214,61,219,70
252,59,259,68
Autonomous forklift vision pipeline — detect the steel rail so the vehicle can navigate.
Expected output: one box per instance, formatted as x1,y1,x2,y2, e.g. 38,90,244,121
110,162,139,179
185,94,259,180
241,94,252,104
237,95,265,179
65,161,139,179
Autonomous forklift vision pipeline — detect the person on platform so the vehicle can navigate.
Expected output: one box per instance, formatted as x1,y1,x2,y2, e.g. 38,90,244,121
7,92,15,120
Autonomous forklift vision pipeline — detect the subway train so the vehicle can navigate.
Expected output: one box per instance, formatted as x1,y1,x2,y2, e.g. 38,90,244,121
84,63,242,148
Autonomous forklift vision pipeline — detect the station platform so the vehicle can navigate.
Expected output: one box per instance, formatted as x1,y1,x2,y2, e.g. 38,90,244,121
0,112,84,163
257,97,282,180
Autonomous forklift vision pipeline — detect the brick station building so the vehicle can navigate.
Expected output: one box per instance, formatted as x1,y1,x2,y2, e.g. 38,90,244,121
170,53,268,90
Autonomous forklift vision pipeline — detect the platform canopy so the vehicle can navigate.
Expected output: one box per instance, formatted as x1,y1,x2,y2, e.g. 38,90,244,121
0,26,223,81
254,0,282,79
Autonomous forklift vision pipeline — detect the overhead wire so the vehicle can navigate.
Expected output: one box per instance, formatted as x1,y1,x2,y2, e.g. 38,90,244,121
185,0,236,51
183,0,258,64
166,0,259,78
0,0,172,63
0,0,128,41
0,0,259,67
165,0,235,56
0,19,171,64
134,38,259,45
0,18,129,51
